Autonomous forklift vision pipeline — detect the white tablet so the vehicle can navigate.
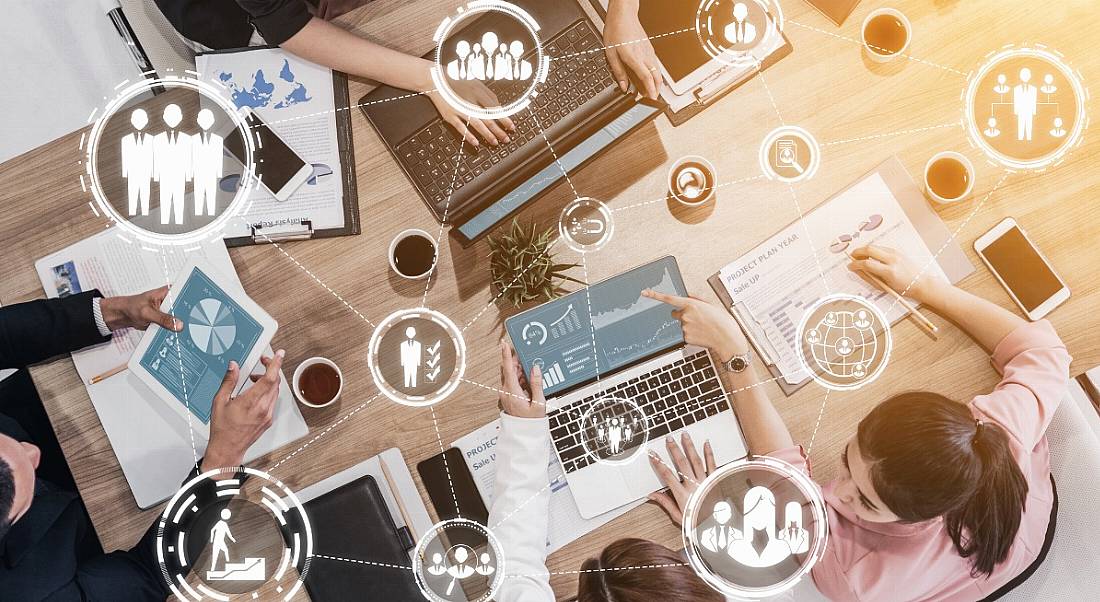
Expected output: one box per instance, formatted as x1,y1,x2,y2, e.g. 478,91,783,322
129,258,278,438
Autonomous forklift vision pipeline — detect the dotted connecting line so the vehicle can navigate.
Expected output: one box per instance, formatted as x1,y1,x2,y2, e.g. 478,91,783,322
257,89,438,128
611,174,767,213
268,392,382,473
490,481,553,529
785,19,968,76
313,554,413,571
758,69,785,125
421,120,469,308
550,27,696,62
805,389,831,456
159,250,199,466
429,405,462,517
822,121,964,147
580,255,602,383
506,562,691,578
786,184,832,296
250,220,377,328
462,238,559,333
530,109,581,199
889,171,1011,312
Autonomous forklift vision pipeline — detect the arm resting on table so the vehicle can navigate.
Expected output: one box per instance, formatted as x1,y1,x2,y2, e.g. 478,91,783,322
0,291,109,369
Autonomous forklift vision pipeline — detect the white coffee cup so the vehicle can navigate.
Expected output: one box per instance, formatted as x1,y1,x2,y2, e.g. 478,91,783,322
292,357,343,408
668,155,717,207
923,151,976,204
861,8,912,63
388,228,437,280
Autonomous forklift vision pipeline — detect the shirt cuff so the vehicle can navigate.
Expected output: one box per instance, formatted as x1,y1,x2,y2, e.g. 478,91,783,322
91,297,112,337
990,320,1064,374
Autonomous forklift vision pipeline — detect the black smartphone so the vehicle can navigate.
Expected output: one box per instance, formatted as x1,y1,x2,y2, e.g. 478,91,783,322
416,447,490,526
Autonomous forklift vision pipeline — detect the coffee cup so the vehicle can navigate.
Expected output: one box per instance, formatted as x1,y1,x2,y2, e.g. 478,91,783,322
861,8,911,63
389,229,437,280
923,151,975,204
668,155,717,206
292,357,343,408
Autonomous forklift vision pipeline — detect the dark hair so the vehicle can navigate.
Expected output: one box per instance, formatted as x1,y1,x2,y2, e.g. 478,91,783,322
857,392,1028,577
0,457,14,543
576,538,722,602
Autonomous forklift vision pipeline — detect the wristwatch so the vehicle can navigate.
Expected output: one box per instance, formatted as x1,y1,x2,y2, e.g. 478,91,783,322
721,348,753,373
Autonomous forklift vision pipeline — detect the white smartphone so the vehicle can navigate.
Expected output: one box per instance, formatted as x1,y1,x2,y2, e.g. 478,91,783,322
224,107,312,201
974,217,1069,320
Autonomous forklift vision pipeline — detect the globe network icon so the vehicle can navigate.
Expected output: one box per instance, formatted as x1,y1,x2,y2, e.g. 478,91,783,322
796,294,892,390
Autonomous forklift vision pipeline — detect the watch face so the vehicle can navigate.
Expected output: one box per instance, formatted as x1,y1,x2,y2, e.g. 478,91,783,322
730,357,747,372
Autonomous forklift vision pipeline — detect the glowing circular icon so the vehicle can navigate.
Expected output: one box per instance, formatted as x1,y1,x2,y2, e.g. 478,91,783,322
368,308,466,407
796,294,892,391
156,467,312,601
413,518,505,602
964,45,1087,171
759,126,821,183
579,397,649,465
559,197,614,252
682,456,827,599
695,0,784,67
81,73,258,246
668,155,718,206
431,1,550,121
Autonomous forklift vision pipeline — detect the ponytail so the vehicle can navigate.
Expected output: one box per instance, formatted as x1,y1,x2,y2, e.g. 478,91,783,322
577,539,723,602
858,393,1028,578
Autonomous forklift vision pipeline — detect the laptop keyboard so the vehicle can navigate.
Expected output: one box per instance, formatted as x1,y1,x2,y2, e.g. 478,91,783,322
548,350,731,474
394,20,617,211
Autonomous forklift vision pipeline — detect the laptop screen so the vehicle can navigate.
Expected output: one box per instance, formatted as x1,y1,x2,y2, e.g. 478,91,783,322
505,256,688,397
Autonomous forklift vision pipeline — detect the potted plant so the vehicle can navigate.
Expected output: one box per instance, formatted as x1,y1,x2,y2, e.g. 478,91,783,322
488,219,583,308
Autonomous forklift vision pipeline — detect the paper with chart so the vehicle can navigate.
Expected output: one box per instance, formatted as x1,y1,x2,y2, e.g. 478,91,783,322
196,48,345,236
718,171,949,386
453,419,641,554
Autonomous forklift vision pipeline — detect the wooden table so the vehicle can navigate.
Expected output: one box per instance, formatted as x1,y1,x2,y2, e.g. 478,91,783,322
1,0,1097,599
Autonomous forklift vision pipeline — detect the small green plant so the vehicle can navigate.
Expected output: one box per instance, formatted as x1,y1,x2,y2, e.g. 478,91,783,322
488,219,583,308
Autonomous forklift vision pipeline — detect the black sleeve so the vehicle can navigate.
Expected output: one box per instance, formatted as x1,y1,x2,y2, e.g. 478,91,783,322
0,291,111,370
237,0,314,45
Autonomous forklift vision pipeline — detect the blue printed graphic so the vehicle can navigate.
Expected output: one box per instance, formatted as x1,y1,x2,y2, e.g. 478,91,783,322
218,59,312,110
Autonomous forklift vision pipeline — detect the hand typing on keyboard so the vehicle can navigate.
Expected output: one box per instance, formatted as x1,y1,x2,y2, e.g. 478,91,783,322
427,73,515,147
647,432,715,526
499,339,546,419
642,290,751,365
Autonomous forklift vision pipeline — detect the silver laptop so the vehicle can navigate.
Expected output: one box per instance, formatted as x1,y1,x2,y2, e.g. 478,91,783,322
505,257,749,519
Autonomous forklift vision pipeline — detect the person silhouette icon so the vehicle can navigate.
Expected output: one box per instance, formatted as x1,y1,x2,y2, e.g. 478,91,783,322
993,73,1010,95
854,310,872,329
835,337,854,356
776,501,810,555
475,553,496,576
1012,67,1038,141
121,108,154,217
727,486,794,568
984,116,1001,138
700,500,743,554
209,508,236,572
1040,73,1058,94
1050,116,1067,138
494,42,512,80
152,103,193,225
192,109,223,217
510,40,533,80
469,43,486,80
447,40,471,80
723,2,757,45
481,32,499,80
399,326,422,388
428,552,448,576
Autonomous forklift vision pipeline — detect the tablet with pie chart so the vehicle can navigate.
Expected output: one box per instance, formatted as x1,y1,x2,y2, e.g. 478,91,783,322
129,258,278,437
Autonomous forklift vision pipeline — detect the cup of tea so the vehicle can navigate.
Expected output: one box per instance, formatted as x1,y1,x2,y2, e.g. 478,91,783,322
668,155,717,206
292,357,343,408
861,8,911,63
389,229,437,280
923,151,975,204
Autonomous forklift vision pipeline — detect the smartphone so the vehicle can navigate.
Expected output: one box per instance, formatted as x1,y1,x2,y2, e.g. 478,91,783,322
974,217,1069,320
224,107,312,201
416,447,490,526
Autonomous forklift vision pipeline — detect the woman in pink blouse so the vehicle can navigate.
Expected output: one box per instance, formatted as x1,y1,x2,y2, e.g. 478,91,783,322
641,244,1070,601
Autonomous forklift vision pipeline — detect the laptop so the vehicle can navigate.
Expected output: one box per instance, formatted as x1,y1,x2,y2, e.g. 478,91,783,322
360,0,661,245
505,257,749,518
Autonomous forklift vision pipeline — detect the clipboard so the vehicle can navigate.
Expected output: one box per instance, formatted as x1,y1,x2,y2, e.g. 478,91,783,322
195,46,360,247
708,156,974,396
586,0,793,127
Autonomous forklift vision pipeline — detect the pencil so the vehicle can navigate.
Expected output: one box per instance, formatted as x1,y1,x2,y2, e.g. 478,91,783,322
846,252,939,335
380,455,418,541
89,363,128,385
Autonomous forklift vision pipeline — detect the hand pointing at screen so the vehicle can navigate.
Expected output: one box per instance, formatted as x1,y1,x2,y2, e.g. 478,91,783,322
642,289,750,361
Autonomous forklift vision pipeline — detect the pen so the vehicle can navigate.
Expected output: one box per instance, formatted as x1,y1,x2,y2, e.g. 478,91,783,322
100,0,164,94
90,363,128,385
380,455,418,542
844,250,939,336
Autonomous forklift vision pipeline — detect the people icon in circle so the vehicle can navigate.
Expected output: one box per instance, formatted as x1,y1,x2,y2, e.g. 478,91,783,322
426,544,496,596
446,32,533,82
697,487,810,568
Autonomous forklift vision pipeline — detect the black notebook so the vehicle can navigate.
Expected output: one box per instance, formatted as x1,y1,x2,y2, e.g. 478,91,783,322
302,475,422,601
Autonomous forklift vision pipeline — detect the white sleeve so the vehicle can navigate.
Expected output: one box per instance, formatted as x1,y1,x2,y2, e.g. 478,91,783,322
488,412,555,602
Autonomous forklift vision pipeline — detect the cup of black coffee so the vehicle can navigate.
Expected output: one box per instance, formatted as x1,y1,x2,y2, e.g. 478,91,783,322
292,357,343,408
389,229,437,280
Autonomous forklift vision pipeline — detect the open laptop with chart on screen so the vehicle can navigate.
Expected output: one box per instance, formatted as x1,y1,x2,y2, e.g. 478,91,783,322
506,257,749,518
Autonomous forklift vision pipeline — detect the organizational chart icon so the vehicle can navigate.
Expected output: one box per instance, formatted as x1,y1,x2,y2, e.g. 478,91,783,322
796,294,892,391
432,1,550,120
964,45,1087,171
682,456,827,598
559,197,614,252
156,467,313,601
579,397,649,465
82,74,259,246
368,308,466,407
695,0,784,67
413,518,505,602
759,126,821,183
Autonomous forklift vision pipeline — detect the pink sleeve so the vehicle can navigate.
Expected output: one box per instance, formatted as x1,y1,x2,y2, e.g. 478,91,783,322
969,320,1071,450
765,444,812,476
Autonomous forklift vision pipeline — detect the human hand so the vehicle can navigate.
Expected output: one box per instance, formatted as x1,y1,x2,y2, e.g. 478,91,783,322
848,245,947,302
202,350,285,471
426,67,515,147
647,433,715,526
603,0,661,99
99,286,182,332
642,289,749,363
499,340,546,419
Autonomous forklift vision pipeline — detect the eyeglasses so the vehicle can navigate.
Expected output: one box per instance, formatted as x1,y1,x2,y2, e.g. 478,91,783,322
829,214,883,254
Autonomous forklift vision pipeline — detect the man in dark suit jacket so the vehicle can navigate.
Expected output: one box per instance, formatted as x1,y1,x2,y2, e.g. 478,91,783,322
0,287,285,600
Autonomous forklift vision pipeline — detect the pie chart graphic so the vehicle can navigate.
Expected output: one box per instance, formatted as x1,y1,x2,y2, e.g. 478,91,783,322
189,298,237,355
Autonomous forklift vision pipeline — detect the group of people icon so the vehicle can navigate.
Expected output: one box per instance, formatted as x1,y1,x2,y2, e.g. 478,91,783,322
983,67,1065,143
446,32,533,82
426,545,495,595
724,2,758,45
594,414,639,456
120,104,224,225
698,488,809,568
